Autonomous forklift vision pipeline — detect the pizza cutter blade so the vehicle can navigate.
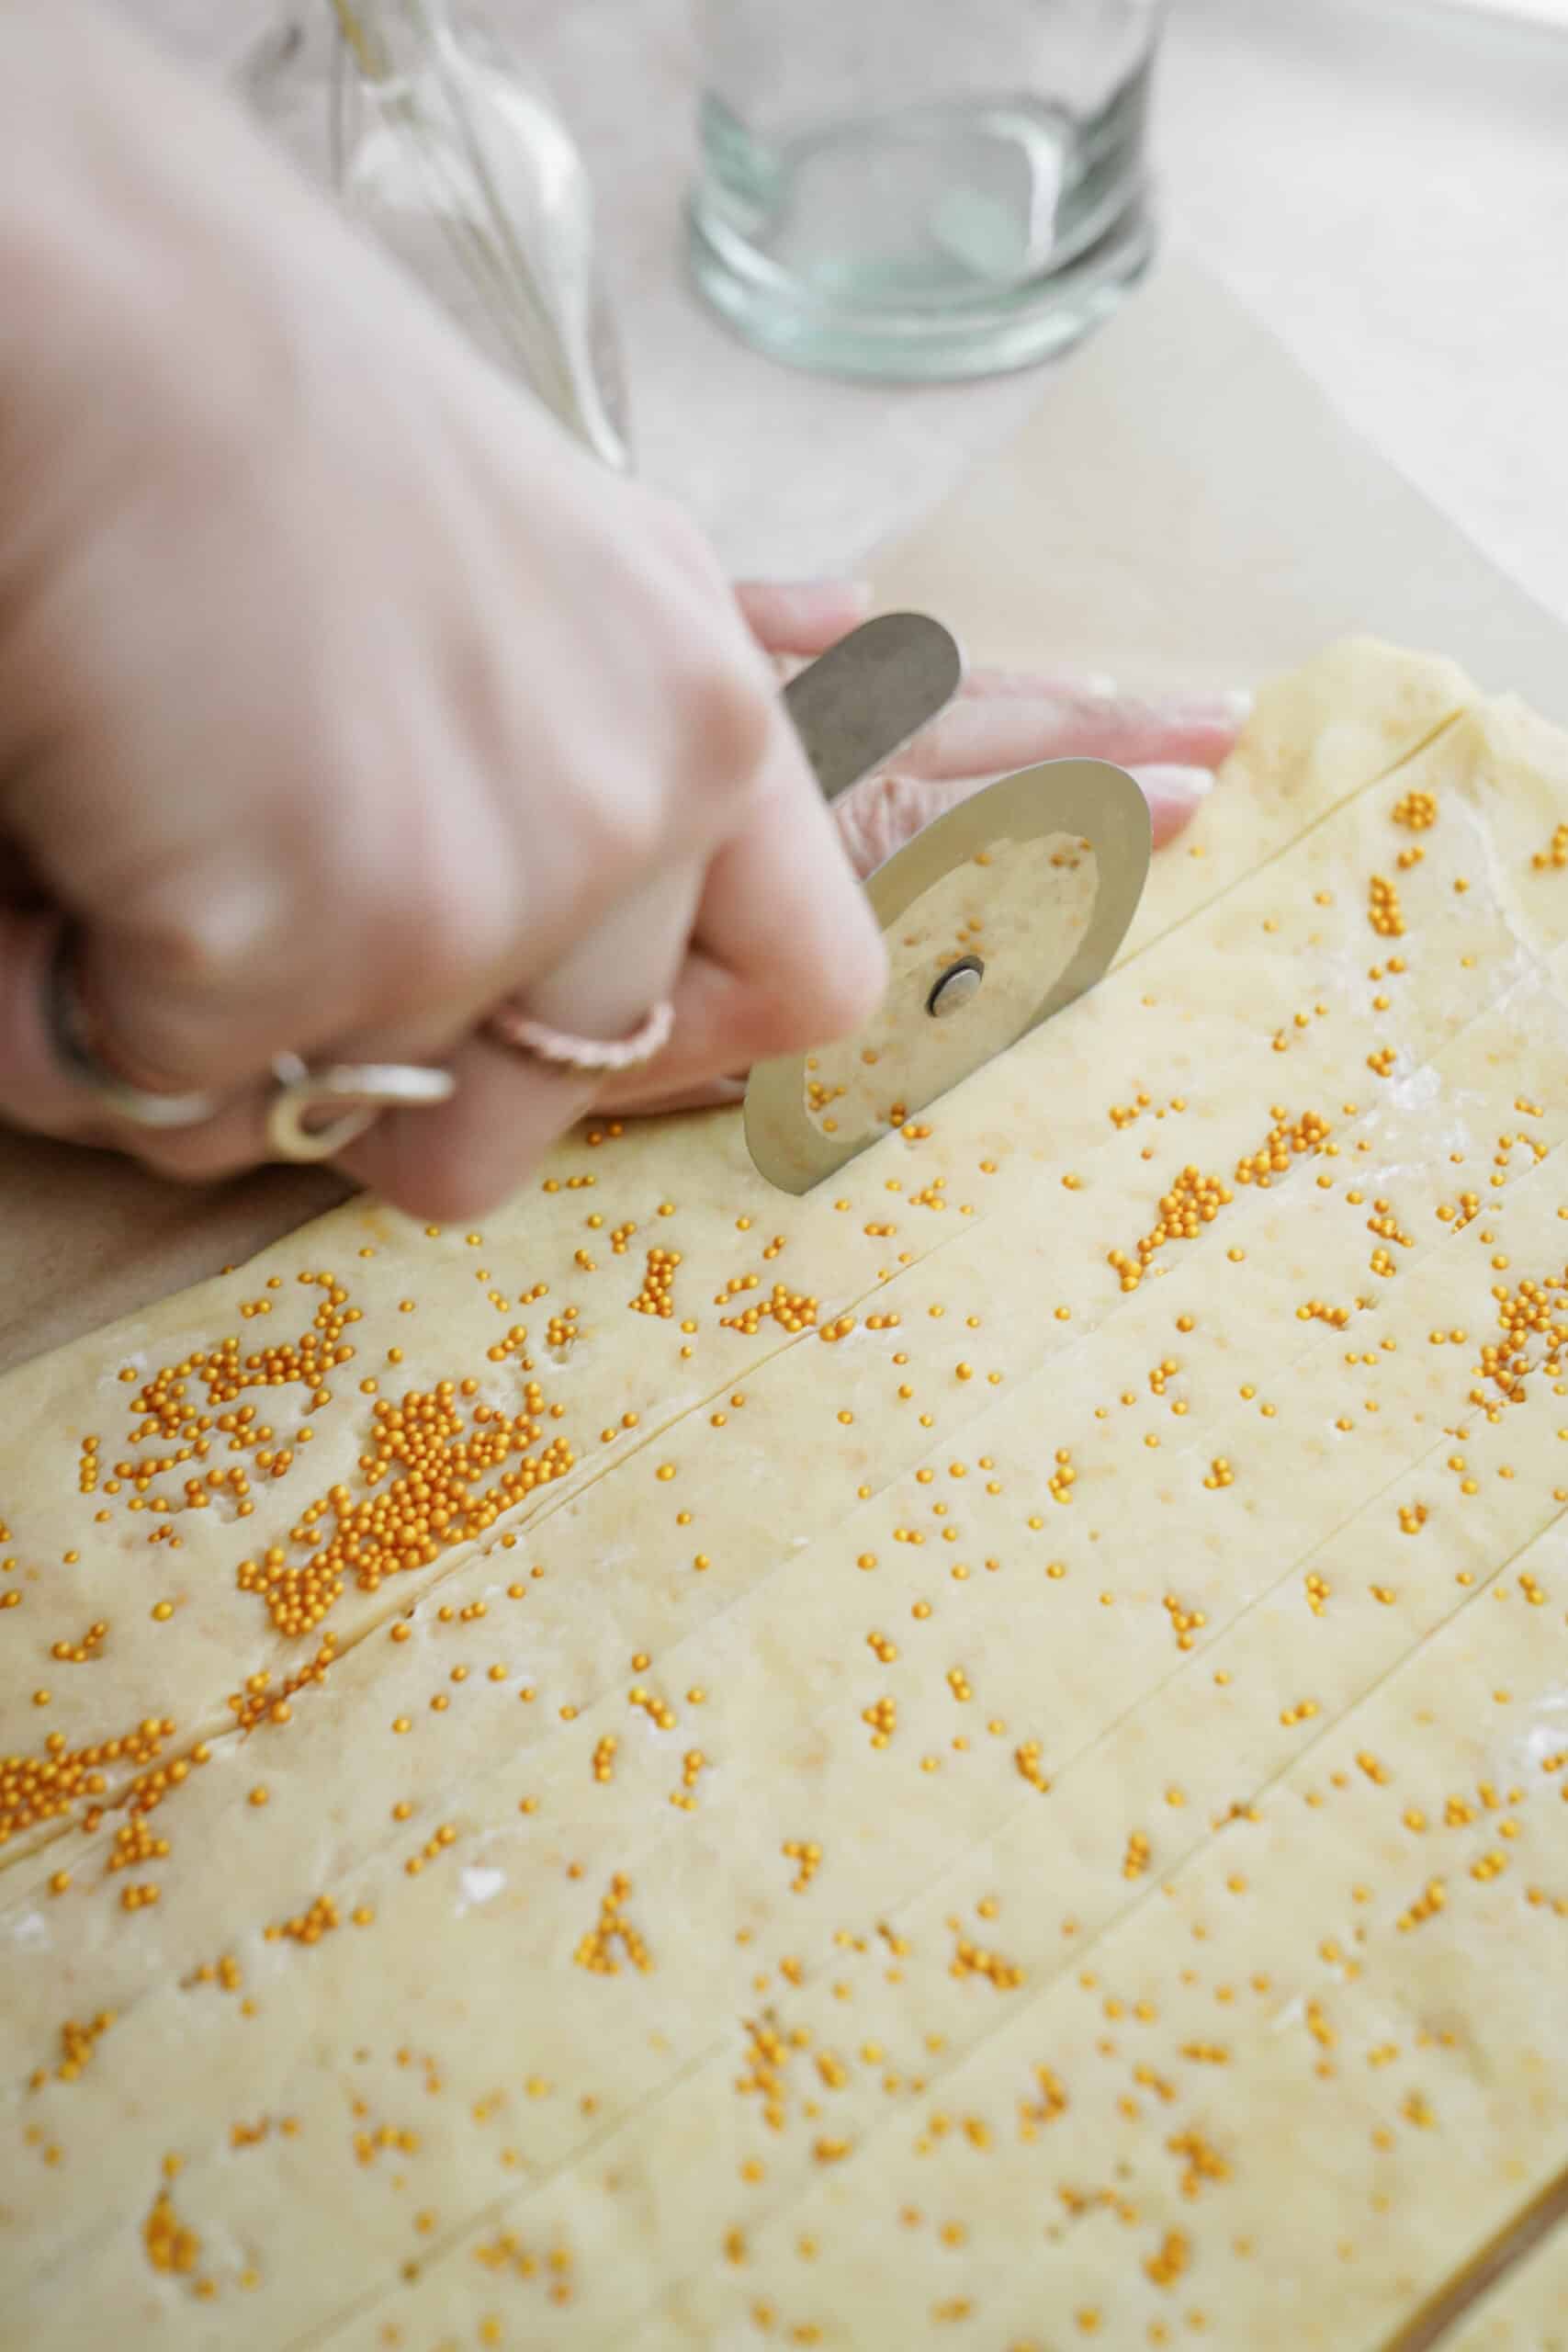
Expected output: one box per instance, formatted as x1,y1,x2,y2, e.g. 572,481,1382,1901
747,627,1152,1193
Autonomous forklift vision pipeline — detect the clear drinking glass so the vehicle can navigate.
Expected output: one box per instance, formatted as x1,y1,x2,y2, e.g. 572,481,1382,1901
239,0,631,470
687,0,1164,381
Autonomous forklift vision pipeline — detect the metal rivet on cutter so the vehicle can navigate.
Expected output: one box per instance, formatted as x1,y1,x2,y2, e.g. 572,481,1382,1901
927,956,985,1019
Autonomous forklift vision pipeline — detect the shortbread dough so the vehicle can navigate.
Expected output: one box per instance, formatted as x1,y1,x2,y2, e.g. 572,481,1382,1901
1443,2219,1568,2352
3,639,1567,2351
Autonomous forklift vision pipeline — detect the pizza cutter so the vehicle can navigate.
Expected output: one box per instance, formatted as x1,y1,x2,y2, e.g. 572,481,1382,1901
745,611,1151,1193
383,197,1150,1192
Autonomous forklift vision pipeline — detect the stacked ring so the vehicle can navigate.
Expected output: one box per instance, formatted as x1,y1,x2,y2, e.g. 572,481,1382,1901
44,933,673,1164
45,933,456,1164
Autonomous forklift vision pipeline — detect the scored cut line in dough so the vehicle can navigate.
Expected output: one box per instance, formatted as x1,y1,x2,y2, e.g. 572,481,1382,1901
4,638,1568,2350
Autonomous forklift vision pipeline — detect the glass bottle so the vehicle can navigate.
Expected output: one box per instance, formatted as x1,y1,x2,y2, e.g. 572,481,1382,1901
239,0,630,470
688,0,1165,381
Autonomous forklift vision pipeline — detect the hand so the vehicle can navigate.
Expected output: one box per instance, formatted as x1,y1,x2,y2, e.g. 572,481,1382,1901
0,4,885,1221
600,581,1247,1113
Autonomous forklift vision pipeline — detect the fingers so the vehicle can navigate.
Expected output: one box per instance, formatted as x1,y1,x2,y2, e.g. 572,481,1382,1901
335,1029,601,1225
324,810,872,1216
832,769,957,882
0,907,106,1139
686,727,888,1065
328,867,701,1220
0,903,278,1178
595,1072,747,1117
562,945,758,1118
601,748,1224,1117
521,869,700,1047
510,840,878,1125
958,666,1128,700
824,668,1243,876
896,683,1247,782
590,666,1243,1126
733,580,874,658
581,744,888,1136
600,747,1226,1118
961,668,1252,718
587,745,889,1121
62,576,860,1115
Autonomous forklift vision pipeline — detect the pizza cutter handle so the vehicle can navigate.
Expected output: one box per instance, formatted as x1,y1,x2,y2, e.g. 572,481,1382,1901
781,613,964,805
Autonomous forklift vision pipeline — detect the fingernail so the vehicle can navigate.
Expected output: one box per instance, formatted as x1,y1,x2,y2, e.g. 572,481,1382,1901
1137,764,1215,850
1158,690,1252,724
1137,763,1215,807
1077,680,1250,720
785,578,874,607
765,579,875,616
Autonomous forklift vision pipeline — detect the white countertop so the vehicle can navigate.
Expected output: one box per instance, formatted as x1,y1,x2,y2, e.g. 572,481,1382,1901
126,0,1568,627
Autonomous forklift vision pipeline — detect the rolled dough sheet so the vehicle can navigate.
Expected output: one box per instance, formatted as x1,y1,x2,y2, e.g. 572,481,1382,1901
1440,2215,1568,2351
3,639,1568,2351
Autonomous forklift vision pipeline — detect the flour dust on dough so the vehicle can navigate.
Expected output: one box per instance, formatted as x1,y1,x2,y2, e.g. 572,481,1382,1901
3,639,1567,2351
